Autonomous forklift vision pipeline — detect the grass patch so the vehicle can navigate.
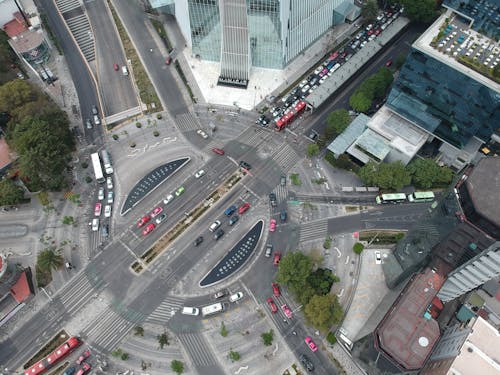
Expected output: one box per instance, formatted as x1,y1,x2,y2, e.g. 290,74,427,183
311,177,327,184
108,0,162,113
174,60,196,103
150,19,173,53
23,331,68,368
345,206,359,212
359,230,406,245
290,173,301,186
37,191,50,206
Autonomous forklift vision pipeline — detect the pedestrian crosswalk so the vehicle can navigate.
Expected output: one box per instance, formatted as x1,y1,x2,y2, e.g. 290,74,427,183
270,143,301,172
81,302,146,352
63,14,95,62
240,128,268,148
145,295,185,326
271,185,288,206
175,113,201,132
299,219,328,242
177,332,219,367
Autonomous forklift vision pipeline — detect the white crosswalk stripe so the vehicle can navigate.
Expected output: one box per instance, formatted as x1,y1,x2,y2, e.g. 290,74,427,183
145,296,185,326
271,143,301,172
177,332,218,367
299,219,328,242
239,128,268,148
272,185,288,204
175,113,201,131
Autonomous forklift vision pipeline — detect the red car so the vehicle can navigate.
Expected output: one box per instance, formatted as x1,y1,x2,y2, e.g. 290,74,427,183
76,363,91,375
212,147,225,155
281,304,292,318
272,282,280,297
238,202,250,214
137,215,151,227
269,219,277,232
165,56,172,65
305,336,318,352
267,297,278,314
150,207,163,218
142,223,156,236
113,63,119,71
385,60,393,67
94,203,102,217
76,349,91,365
273,252,281,266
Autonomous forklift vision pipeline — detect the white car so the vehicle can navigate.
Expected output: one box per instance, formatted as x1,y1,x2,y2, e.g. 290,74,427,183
107,191,114,204
91,218,99,231
195,169,206,178
98,187,104,200
106,177,113,190
104,205,112,218
196,129,208,139
181,307,199,316
163,194,174,204
229,292,243,302
375,251,382,264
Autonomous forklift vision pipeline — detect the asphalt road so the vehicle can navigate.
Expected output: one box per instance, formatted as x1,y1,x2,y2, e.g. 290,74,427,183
37,0,102,145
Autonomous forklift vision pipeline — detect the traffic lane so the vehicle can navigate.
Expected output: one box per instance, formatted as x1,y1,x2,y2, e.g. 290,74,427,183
86,0,138,115
112,0,189,116
37,0,102,146
309,24,422,135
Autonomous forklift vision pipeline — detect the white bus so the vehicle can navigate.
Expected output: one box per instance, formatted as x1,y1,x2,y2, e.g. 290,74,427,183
201,303,223,317
407,191,435,203
375,193,407,204
91,153,105,184
101,149,114,175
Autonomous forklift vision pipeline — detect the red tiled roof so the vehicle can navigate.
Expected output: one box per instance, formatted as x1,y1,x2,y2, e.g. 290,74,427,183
3,16,27,38
10,271,32,303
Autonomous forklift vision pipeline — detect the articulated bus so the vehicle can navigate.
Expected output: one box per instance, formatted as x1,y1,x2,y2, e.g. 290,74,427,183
90,152,105,184
375,193,407,204
201,302,223,317
407,191,435,203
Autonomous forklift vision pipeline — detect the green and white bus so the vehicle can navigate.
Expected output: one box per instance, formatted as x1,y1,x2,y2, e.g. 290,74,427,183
375,193,407,204
407,191,435,203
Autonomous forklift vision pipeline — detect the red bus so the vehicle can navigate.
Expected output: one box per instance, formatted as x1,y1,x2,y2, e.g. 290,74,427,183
24,337,81,375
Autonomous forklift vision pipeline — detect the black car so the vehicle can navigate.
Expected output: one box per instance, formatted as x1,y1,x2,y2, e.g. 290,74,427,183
214,229,224,240
300,354,315,372
269,192,277,207
62,367,76,375
280,210,287,222
229,215,239,226
194,236,204,246
239,161,251,170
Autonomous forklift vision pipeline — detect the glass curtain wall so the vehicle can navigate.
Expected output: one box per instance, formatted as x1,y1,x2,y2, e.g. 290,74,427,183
189,0,221,62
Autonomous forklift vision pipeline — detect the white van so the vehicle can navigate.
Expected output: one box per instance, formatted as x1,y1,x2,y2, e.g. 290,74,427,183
122,66,128,76
181,307,199,316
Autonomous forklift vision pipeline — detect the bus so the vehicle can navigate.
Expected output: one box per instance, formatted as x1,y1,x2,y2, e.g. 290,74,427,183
201,302,223,317
375,193,407,204
407,191,435,203
91,153,105,183
101,149,114,175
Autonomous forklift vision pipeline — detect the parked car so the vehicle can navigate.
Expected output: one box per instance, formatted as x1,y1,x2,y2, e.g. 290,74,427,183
193,236,204,246
106,177,113,190
156,213,167,224
137,215,151,227
197,129,208,139
91,218,99,232
214,291,225,299
281,304,292,318
228,215,239,226
265,243,273,257
209,220,221,232
113,63,119,71
76,349,91,365
165,56,172,65
224,205,237,216
385,59,393,67
104,205,111,218
98,187,104,200
142,223,155,236
91,105,98,115
269,193,277,207
375,251,382,264
269,219,277,232
195,169,206,178
273,252,281,266
305,336,318,352
214,228,224,240
238,202,250,214
272,282,281,297
85,118,92,129
107,191,114,204
212,147,225,155
299,354,315,372
94,203,102,217
62,367,76,375
267,297,278,314
229,292,243,302
101,224,109,238
150,207,163,218
75,363,91,375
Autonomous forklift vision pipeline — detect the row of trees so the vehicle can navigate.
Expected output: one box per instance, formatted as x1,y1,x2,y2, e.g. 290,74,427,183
362,0,438,25
358,158,454,190
349,67,393,113
276,252,343,332
0,79,74,192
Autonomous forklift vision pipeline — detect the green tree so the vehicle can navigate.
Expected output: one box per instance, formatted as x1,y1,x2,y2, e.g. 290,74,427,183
157,332,169,349
37,247,63,273
361,0,378,22
62,216,75,226
349,91,371,113
407,158,453,188
228,349,240,361
171,360,184,374
0,79,38,113
0,179,24,205
353,242,365,254
261,329,274,346
359,161,411,190
220,321,228,337
276,252,312,293
134,326,144,336
399,0,438,24
304,294,343,332
326,109,350,135
297,284,317,306
307,268,336,296
307,144,319,158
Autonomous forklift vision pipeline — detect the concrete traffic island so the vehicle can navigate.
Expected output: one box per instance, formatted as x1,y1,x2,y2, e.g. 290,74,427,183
131,170,246,273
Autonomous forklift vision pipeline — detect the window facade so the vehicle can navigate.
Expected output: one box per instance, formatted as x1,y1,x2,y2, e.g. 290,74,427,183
386,49,500,150
189,0,222,62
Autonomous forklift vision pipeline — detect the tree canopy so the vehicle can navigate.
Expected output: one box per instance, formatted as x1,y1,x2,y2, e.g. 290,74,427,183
349,91,371,113
326,109,350,137
170,360,184,375
276,252,312,293
37,247,64,273
358,161,411,190
407,158,454,188
307,143,319,158
361,0,378,22
304,294,343,333
349,68,393,113
0,179,24,205
399,0,438,24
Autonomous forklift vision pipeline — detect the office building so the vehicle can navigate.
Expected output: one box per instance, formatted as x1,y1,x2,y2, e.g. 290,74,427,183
385,11,500,169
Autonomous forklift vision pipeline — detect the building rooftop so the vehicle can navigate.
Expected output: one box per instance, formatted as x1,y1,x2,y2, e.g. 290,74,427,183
2,12,27,38
326,113,369,157
448,317,500,375
413,12,500,93
464,157,500,229
10,27,45,53
349,128,391,163
443,0,500,40
375,268,445,371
